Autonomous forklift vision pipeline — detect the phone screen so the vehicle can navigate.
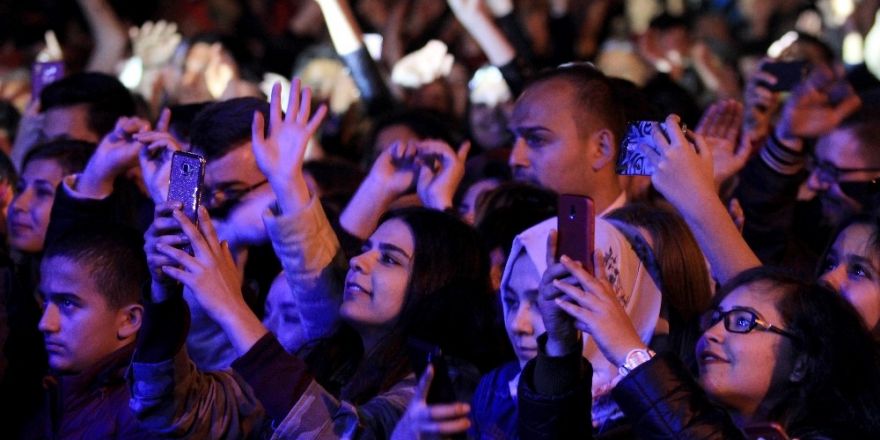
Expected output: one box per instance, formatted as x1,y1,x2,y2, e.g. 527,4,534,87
32,61,65,98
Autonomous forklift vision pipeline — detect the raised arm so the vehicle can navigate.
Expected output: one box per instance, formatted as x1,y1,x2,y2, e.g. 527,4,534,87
649,115,761,284
314,0,393,112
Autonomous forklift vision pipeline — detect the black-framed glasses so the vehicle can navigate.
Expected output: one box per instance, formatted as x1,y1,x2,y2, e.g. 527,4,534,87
700,307,798,340
204,179,269,214
806,156,880,185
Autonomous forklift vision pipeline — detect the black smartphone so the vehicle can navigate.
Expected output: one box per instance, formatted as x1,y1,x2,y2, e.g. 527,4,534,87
407,338,457,404
557,194,595,273
761,60,809,92
31,60,65,98
744,423,791,440
167,151,206,225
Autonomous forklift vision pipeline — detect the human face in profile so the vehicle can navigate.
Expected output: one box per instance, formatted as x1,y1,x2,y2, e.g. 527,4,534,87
501,250,544,368
508,79,593,196
342,218,414,329
807,130,880,226
820,222,880,333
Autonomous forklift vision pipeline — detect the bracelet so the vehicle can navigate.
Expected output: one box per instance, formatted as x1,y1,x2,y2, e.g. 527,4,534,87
617,348,655,377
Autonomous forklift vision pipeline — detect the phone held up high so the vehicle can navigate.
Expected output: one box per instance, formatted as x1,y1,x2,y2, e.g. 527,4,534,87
615,120,686,176
31,61,65,98
556,195,595,274
167,151,206,226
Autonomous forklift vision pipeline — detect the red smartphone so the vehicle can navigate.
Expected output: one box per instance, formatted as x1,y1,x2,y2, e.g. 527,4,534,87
31,60,65,98
744,423,791,440
556,194,595,273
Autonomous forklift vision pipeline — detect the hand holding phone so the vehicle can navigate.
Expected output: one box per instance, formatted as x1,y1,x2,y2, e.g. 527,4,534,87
407,338,457,404
760,60,809,92
616,120,686,176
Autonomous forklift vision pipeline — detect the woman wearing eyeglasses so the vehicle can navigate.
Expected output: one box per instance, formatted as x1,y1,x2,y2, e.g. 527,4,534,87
519,265,880,439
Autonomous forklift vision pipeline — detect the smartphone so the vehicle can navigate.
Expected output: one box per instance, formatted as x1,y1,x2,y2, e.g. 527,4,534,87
32,60,65,98
167,151,206,225
556,195,595,273
744,423,791,440
407,338,457,404
616,121,660,176
761,60,809,92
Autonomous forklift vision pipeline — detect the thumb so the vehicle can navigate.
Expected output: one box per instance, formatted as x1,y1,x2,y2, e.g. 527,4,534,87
416,364,435,402
417,164,436,190
456,140,472,162
157,107,172,133
546,229,558,268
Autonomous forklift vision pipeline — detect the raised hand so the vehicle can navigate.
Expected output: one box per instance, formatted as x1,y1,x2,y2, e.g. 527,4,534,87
157,206,268,354
251,78,328,214
537,230,581,357
135,108,180,203
390,366,471,440
415,140,471,211
552,253,647,367
143,200,187,302
742,60,779,148
696,100,748,188
78,116,151,198
204,44,238,99
129,20,182,68
648,114,715,211
776,65,861,143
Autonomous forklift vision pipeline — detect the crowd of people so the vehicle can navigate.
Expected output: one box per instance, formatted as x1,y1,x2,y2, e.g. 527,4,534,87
2,0,880,438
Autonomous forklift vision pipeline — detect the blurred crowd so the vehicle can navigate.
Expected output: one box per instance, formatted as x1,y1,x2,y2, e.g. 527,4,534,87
1,0,880,439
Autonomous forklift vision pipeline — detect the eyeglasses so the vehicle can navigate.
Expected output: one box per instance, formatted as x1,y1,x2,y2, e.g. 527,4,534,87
700,307,798,340
806,157,880,202
204,179,269,213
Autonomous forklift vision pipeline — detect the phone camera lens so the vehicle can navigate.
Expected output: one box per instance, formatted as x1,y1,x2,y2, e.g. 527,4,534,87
568,206,576,220
182,163,192,174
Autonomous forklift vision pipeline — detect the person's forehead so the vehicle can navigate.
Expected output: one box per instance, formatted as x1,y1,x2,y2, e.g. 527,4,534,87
817,129,878,168
204,144,262,184
43,104,98,142
40,257,103,303
720,283,783,321
834,223,878,260
372,218,415,255
511,80,576,126
23,158,65,182
505,250,540,297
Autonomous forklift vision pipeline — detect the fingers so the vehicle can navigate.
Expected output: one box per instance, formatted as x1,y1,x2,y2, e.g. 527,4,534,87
195,206,223,256
171,209,212,258
269,82,283,128
651,121,672,153
554,296,590,323
426,403,470,420
832,92,862,123
306,103,328,135
696,101,721,136
552,278,593,310
252,111,266,144
156,108,172,132
545,229,558,269
415,364,434,401
663,114,687,147
296,82,312,123
285,78,301,123
456,140,472,162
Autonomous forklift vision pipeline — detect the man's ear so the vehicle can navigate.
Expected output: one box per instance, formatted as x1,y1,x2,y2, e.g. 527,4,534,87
590,128,617,170
789,354,808,383
117,304,144,340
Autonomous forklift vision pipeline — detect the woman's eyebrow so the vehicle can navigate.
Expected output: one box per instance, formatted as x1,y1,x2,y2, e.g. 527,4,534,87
379,242,412,260
847,254,880,271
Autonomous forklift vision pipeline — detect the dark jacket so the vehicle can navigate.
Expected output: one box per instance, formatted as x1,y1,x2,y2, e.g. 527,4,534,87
469,361,520,439
20,343,151,440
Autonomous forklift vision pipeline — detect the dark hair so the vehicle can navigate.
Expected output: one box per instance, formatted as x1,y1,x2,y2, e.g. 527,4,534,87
0,150,16,185
713,267,880,437
367,109,460,164
312,208,505,404
606,203,712,367
42,224,147,309
526,63,627,146
166,102,212,143
22,139,96,175
0,100,21,142
189,97,270,160
474,182,557,257
40,72,135,138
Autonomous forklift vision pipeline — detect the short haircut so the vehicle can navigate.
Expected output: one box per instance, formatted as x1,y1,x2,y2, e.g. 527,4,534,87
0,150,16,185
167,102,211,143
40,72,135,138
189,97,270,160
22,139,96,175
43,224,147,309
526,63,627,146
841,90,880,164
474,182,558,257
